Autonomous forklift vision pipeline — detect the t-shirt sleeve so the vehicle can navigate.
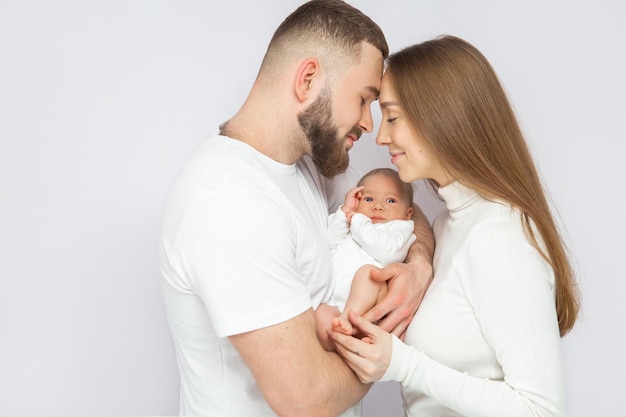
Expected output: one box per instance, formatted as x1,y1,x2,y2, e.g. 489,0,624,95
172,188,312,338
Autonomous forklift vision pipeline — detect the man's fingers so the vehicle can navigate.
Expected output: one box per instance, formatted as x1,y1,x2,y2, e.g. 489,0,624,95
386,316,410,339
361,287,406,328
369,267,386,282
370,305,410,336
369,265,397,282
361,299,390,324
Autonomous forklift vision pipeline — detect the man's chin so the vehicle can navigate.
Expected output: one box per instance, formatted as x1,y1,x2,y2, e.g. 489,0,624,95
315,156,349,178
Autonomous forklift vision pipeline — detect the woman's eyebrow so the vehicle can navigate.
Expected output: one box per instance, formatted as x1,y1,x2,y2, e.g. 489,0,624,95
380,101,399,109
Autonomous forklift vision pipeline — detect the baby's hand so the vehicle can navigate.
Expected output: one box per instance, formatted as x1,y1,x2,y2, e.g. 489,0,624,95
342,186,364,219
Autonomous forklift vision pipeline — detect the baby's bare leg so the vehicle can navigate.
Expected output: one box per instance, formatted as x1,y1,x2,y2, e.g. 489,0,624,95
332,264,388,335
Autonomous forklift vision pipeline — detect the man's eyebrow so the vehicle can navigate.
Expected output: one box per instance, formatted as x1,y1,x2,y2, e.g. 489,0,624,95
366,86,380,98
380,101,399,109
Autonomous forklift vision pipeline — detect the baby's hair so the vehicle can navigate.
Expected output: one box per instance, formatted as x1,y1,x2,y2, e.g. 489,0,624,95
358,168,414,205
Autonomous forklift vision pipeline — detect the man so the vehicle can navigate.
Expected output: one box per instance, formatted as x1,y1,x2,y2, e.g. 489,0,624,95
159,1,434,416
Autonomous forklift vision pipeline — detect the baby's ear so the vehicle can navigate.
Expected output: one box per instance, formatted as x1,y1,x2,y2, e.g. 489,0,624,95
406,206,414,220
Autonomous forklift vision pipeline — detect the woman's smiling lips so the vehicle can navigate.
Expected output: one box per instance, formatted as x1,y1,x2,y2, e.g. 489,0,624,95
390,151,405,164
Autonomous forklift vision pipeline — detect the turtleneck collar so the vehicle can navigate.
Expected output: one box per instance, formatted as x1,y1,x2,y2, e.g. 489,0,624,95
437,181,480,215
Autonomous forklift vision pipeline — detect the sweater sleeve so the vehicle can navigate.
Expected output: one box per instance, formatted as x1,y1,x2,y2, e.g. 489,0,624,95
382,219,564,417
349,214,416,265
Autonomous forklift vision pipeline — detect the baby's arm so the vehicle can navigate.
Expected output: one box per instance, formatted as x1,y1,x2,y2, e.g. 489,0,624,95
350,215,416,265
328,186,365,249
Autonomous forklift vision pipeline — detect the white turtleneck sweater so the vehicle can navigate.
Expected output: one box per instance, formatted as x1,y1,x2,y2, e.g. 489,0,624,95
381,182,564,417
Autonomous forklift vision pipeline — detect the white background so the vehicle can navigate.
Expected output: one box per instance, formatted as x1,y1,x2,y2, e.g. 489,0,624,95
1,1,624,416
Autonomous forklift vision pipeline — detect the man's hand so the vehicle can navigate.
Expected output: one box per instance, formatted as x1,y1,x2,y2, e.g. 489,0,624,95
361,259,433,339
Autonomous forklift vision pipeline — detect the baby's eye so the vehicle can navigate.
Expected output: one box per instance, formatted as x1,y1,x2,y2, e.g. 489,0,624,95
386,198,397,204
363,197,374,202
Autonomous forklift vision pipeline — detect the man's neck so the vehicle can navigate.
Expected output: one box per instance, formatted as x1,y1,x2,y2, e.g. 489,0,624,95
221,111,307,166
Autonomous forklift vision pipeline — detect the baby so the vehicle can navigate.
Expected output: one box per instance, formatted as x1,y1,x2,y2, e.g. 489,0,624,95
317,168,416,349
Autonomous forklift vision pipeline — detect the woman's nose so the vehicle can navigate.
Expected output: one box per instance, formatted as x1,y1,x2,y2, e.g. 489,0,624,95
376,129,390,146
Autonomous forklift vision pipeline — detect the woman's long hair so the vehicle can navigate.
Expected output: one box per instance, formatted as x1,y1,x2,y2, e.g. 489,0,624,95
387,35,579,336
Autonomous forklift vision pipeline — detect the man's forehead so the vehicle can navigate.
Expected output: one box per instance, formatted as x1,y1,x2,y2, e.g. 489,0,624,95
357,43,384,79
349,59,383,93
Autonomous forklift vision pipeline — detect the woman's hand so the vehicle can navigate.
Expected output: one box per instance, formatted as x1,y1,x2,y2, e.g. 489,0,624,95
327,310,392,384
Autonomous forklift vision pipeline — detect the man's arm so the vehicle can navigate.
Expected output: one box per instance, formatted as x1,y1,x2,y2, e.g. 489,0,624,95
402,202,436,282
229,308,370,417
406,203,436,264
361,203,434,337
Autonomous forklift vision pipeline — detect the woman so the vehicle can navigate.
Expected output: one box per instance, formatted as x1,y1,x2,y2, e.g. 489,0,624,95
328,35,580,417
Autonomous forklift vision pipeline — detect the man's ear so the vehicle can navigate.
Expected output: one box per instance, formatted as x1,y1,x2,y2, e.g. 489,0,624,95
295,58,320,103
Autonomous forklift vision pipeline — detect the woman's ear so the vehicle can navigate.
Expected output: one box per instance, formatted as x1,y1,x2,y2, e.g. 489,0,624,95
294,58,320,102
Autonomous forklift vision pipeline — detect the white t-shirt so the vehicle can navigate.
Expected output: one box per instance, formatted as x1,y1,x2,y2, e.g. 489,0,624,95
328,209,416,310
382,181,564,417
159,132,360,416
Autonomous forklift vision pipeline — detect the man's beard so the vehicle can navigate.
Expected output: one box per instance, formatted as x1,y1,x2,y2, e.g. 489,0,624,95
297,88,353,178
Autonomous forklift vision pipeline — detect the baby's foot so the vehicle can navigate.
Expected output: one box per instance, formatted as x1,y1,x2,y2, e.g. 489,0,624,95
332,315,353,335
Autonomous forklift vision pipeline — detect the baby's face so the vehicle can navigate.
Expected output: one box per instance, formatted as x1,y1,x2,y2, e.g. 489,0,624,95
356,175,413,224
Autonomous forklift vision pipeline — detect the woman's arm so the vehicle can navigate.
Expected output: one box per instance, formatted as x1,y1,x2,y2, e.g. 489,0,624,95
329,221,564,417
